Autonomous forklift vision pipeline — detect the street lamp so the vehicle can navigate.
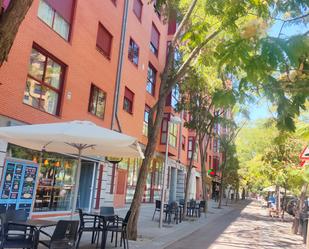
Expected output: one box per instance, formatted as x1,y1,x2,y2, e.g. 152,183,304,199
159,116,182,228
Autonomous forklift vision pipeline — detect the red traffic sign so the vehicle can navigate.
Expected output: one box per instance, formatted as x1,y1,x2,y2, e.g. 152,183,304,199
300,146,309,160
300,160,306,167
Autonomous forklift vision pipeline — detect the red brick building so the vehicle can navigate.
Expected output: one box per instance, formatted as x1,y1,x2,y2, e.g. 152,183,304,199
0,0,223,216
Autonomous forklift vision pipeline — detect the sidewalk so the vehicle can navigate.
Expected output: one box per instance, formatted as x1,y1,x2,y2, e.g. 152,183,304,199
165,200,306,249
77,199,248,249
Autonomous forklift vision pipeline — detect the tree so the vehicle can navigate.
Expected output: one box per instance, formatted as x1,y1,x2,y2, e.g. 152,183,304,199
217,118,242,209
177,67,235,216
236,120,278,194
127,0,309,239
0,0,33,66
223,150,240,205
262,132,304,210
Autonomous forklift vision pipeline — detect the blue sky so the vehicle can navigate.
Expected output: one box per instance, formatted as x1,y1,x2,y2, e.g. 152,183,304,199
248,17,308,121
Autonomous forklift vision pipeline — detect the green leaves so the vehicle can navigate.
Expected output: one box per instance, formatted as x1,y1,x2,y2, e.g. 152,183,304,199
212,89,237,108
236,119,306,194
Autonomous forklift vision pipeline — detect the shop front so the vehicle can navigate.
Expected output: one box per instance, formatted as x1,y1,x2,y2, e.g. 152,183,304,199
116,157,164,204
2,144,97,215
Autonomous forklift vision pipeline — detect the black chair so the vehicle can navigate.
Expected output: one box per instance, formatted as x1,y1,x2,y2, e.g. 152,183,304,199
39,220,79,249
179,199,185,206
198,201,206,217
105,210,131,249
152,200,161,221
76,209,101,248
100,207,115,218
187,199,198,217
6,209,27,233
164,202,180,224
0,206,6,215
0,213,36,249
100,206,122,246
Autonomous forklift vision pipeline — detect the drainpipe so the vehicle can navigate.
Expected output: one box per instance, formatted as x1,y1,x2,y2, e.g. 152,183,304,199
177,111,183,161
111,0,129,132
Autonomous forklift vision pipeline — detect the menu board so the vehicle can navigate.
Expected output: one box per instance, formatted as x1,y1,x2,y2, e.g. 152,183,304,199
1,163,16,199
10,164,23,199
0,159,38,213
21,166,37,199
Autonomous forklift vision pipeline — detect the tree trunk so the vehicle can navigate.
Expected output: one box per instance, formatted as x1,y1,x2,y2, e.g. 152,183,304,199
218,169,225,209
225,187,230,206
183,134,197,219
282,184,287,220
0,0,33,65
127,95,167,240
242,188,245,200
292,183,308,234
200,158,208,211
199,136,209,213
235,182,239,202
218,149,227,209
275,185,280,211
199,133,213,213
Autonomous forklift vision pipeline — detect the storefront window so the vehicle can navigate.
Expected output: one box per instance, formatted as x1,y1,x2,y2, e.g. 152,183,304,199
8,144,77,212
35,157,77,212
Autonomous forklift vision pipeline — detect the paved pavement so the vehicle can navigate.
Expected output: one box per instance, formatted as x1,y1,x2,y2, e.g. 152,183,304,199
165,200,306,249
37,199,237,249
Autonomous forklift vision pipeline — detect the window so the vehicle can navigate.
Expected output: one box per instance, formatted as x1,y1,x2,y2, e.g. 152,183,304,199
153,0,161,18
213,122,219,134
182,135,186,151
133,0,142,20
88,84,106,119
23,46,65,115
143,105,150,136
187,137,194,159
169,122,177,147
96,23,113,59
213,157,219,170
168,10,177,35
160,114,178,147
209,137,212,150
146,63,156,96
187,137,198,160
166,84,180,109
37,0,74,40
150,23,160,56
160,114,168,144
123,87,134,113
213,139,218,152
128,38,139,66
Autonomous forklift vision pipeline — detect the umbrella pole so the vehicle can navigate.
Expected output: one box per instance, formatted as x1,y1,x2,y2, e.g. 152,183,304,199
71,148,82,217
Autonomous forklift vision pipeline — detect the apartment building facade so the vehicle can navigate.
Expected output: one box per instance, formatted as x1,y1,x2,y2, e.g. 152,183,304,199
0,0,223,216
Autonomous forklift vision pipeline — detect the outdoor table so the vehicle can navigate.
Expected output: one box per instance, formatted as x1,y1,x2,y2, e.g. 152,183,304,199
9,219,58,249
84,212,117,249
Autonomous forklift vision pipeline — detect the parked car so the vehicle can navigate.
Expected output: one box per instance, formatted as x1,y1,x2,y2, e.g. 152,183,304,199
286,198,298,216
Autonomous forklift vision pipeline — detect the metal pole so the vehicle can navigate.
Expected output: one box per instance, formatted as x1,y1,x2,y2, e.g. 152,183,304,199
71,148,82,217
306,218,309,245
159,121,170,228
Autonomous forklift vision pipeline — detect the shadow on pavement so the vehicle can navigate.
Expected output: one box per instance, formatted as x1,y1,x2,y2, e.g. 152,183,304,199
165,200,251,249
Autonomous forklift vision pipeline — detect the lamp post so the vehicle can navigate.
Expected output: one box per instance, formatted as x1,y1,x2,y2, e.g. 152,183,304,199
159,116,182,228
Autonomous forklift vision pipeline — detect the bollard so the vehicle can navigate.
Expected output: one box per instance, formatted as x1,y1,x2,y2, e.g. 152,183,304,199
306,218,309,246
